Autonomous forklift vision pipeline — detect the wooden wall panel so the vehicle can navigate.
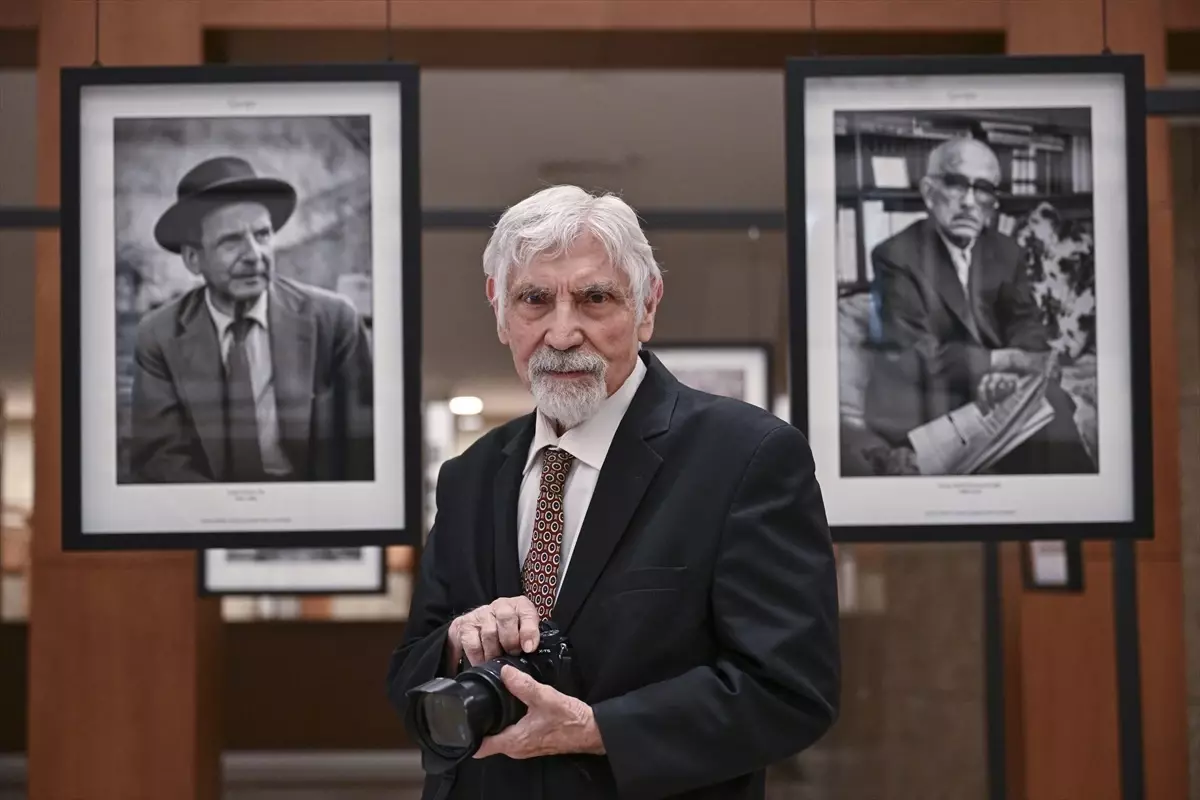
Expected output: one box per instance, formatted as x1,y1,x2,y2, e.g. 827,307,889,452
1004,0,1189,799
200,0,1006,31
27,1,222,799
1166,0,1200,30
207,28,1004,68
0,1,36,29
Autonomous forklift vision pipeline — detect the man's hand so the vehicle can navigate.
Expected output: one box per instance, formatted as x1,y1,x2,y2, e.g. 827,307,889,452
990,347,1061,381
446,596,541,672
473,666,605,759
977,371,1019,412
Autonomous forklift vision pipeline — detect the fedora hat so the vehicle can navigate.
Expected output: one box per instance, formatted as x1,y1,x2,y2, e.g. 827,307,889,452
154,156,297,254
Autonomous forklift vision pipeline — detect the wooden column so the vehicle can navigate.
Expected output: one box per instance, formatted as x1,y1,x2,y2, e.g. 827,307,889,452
29,2,222,799
1003,1,1189,799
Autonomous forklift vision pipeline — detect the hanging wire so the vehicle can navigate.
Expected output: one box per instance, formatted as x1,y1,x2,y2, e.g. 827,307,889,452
384,0,395,62
809,0,819,57
1100,0,1112,53
92,0,102,66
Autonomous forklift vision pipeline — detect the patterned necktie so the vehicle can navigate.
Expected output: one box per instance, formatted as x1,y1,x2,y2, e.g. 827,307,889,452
522,446,576,620
224,317,264,482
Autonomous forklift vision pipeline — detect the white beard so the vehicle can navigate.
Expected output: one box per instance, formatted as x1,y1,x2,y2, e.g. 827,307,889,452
532,375,607,430
527,347,609,430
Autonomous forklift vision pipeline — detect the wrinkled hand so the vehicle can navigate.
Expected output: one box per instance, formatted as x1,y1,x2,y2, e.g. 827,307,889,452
447,596,541,671
473,666,605,759
977,371,1019,412
991,348,1061,381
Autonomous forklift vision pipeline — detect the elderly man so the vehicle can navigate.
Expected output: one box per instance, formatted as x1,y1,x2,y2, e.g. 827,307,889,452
128,155,374,484
387,185,840,799
862,136,1094,475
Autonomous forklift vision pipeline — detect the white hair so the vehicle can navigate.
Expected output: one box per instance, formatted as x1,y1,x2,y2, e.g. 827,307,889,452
481,185,663,324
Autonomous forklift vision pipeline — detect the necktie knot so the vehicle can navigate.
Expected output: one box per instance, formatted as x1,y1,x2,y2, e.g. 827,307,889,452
230,316,255,344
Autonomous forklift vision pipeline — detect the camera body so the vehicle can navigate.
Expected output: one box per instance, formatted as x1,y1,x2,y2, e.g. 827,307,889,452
406,620,576,770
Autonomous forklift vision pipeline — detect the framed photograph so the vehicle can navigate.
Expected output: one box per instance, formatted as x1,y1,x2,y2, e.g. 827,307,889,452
786,54,1152,541
59,64,423,550
645,343,772,409
198,546,386,596
1020,540,1085,593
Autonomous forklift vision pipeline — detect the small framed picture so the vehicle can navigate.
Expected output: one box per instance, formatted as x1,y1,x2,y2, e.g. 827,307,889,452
59,64,423,551
644,343,773,409
1021,540,1085,592
786,54,1152,541
198,546,387,596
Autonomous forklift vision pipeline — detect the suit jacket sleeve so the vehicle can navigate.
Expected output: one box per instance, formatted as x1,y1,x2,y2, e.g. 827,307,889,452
589,423,840,800
864,248,993,445
330,301,376,481
129,319,212,482
387,550,453,707
386,460,460,736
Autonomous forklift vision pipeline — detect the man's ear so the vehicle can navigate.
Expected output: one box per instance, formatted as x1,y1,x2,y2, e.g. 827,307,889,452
180,245,202,276
636,278,664,344
485,277,509,345
917,176,937,207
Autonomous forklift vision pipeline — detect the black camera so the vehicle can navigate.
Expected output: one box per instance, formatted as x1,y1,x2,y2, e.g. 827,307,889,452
405,620,576,769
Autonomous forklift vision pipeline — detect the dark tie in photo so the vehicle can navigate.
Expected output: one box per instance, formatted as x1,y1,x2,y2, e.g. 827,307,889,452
224,317,265,482
521,446,575,620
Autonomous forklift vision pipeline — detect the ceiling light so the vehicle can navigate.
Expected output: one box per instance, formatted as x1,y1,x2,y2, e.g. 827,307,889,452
448,396,483,416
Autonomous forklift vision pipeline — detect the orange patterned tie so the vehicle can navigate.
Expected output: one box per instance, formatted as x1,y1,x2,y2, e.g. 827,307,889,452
521,446,575,620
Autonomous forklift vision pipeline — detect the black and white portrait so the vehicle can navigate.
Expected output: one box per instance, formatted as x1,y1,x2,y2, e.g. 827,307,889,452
66,68,417,547
114,115,376,486
646,345,771,409
831,107,1099,479
791,60,1144,531
225,547,365,563
201,545,385,595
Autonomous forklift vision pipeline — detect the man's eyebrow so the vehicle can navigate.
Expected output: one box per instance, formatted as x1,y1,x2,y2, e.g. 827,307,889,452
574,280,625,296
508,281,547,299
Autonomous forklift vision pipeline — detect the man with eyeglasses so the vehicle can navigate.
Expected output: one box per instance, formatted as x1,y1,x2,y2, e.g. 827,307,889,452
862,136,1093,475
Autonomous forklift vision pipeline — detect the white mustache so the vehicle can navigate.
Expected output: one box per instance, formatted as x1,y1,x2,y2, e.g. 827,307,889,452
529,348,605,377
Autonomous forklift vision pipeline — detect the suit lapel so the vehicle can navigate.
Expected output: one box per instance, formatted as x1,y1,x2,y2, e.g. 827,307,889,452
268,282,317,467
968,234,1002,347
170,289,228,479
493,416,535,599
923,221,981,343
551,354,677,632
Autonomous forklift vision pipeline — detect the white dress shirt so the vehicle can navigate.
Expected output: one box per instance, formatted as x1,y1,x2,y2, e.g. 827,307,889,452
516,355,647,600
204,288,293,477
937,230,974,291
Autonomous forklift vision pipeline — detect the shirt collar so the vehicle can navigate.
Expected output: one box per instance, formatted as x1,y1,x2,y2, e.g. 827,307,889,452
523,355,647,476
935,228,975,262
204,286,269,338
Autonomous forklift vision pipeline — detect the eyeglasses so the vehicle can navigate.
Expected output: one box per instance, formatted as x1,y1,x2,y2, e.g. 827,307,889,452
932,173,1000,205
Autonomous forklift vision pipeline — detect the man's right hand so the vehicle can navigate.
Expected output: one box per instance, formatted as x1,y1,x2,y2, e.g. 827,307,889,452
990,347,1056,377
446,596,542,672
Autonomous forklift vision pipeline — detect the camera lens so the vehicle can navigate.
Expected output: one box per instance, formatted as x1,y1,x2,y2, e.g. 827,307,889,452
417,676,500,749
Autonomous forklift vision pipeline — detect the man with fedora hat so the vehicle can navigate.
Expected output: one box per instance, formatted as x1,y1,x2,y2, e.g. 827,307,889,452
127,155,375,484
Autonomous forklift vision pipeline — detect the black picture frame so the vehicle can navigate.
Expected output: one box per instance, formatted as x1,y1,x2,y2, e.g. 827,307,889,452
643,341,775,410
1020,539,1085,593
59,63,423,551
197,546,389,597
785,53,1153,542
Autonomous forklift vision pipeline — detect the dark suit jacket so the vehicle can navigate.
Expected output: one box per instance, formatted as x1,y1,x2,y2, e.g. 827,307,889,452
128,275,374,483
386,351,840,800
863,218,1049,446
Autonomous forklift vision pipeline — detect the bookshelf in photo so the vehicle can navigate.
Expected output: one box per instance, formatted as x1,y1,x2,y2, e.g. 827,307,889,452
833,107,1094,294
